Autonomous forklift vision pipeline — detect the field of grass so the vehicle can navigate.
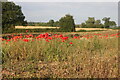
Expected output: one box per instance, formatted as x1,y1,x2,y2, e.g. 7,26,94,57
1,30,119,78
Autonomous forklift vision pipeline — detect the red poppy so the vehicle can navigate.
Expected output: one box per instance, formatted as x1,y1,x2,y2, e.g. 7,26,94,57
69,42,73,44
46,39,49,42
61,37,68,40
23,39,29,42
73,36,78,39
7,39,11,42
47,37,52,40
26,30,28,32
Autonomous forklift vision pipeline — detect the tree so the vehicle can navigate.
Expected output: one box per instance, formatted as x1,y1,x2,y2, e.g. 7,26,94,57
59,14,76,32
85,17,95,28
47,19,54,27
2,2,27,32
102,17,110,28
109,21,116,27
94,20,103,28
102,17,116,28
80,23,86,28
53,21,59,27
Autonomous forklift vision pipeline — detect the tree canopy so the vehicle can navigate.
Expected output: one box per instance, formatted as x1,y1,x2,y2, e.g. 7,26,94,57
102,17,116,28
59,14,76,32
2,2,27,32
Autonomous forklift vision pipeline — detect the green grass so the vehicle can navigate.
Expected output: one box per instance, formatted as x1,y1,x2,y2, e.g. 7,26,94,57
76,30,105,32
2,31,119,78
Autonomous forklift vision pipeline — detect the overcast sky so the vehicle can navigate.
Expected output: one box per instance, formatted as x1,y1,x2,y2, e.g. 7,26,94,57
8,0,120,2
8,0,118,25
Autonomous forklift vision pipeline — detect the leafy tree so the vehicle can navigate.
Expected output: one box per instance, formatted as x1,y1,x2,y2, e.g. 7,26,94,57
80,23,86,28
59,14,76,32
2,2,27,33
47,19,54,27
109,21,116,27
102,17,110,28
75,24,81,28
80,17,104,28
94,20,103,28
85,17,95,28
53,21,59,27
102,17,116,28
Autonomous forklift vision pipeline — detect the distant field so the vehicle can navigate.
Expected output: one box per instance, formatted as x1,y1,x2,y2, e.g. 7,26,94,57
15,26,59,29
15,26,113,31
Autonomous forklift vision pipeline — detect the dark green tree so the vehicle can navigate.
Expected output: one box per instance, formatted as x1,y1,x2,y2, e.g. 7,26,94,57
80,23,86,28
102,17,110,28
2,2,27,33
53,21,59,27
109,21,116,27
59,14,76,32
47,19,54,27
102,17,116,28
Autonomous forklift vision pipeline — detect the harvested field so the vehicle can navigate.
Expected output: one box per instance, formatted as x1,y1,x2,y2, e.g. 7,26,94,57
15,26,113,31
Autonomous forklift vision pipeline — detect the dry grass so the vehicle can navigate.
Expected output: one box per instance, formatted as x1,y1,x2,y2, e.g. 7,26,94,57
15,26,114,31
15,26,59,29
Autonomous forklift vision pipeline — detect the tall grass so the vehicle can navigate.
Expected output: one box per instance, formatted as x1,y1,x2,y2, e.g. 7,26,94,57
2,31,119,78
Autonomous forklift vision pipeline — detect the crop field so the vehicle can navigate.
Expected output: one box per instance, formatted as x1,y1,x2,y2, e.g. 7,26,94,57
15,26,113,31
1,30,119,78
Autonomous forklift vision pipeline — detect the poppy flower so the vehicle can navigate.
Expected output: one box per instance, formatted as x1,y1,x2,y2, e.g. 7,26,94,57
61,37,68,40
26,30,28,32
46,39,49,42
69,42,73,44
23,39,29,42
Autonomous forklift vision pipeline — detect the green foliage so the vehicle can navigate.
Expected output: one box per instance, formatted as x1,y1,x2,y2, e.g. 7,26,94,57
59,14,76,32
75,24,81,28
53,21,60,27
80,17,103,28
102,17,110,28
2,31,118,78
76,30,105,32
102,17,116,28
85,17,95,28
27,21,60,27
80,23,86,28
2,2,27,33
47,19,54,27
80,17,116,28
2,28,60,33
94,20,103,28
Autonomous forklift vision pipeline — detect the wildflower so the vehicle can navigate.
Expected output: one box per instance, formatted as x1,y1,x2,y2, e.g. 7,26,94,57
61,37,68,40
73,36,78,39
62,40,65,42
6,39,11,42
46,39,49,42
23,39,29,42
69,42,73,44
47,37,52,40
26,30,28,32
59,34,63,38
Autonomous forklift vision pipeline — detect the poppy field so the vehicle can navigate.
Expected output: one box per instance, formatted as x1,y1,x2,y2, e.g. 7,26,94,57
1,30,119,78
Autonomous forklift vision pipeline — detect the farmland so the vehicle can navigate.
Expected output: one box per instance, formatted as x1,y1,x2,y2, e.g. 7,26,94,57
1,30,119,78
15,26,113,31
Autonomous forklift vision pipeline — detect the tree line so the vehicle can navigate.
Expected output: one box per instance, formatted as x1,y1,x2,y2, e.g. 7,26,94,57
2,1,118,33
